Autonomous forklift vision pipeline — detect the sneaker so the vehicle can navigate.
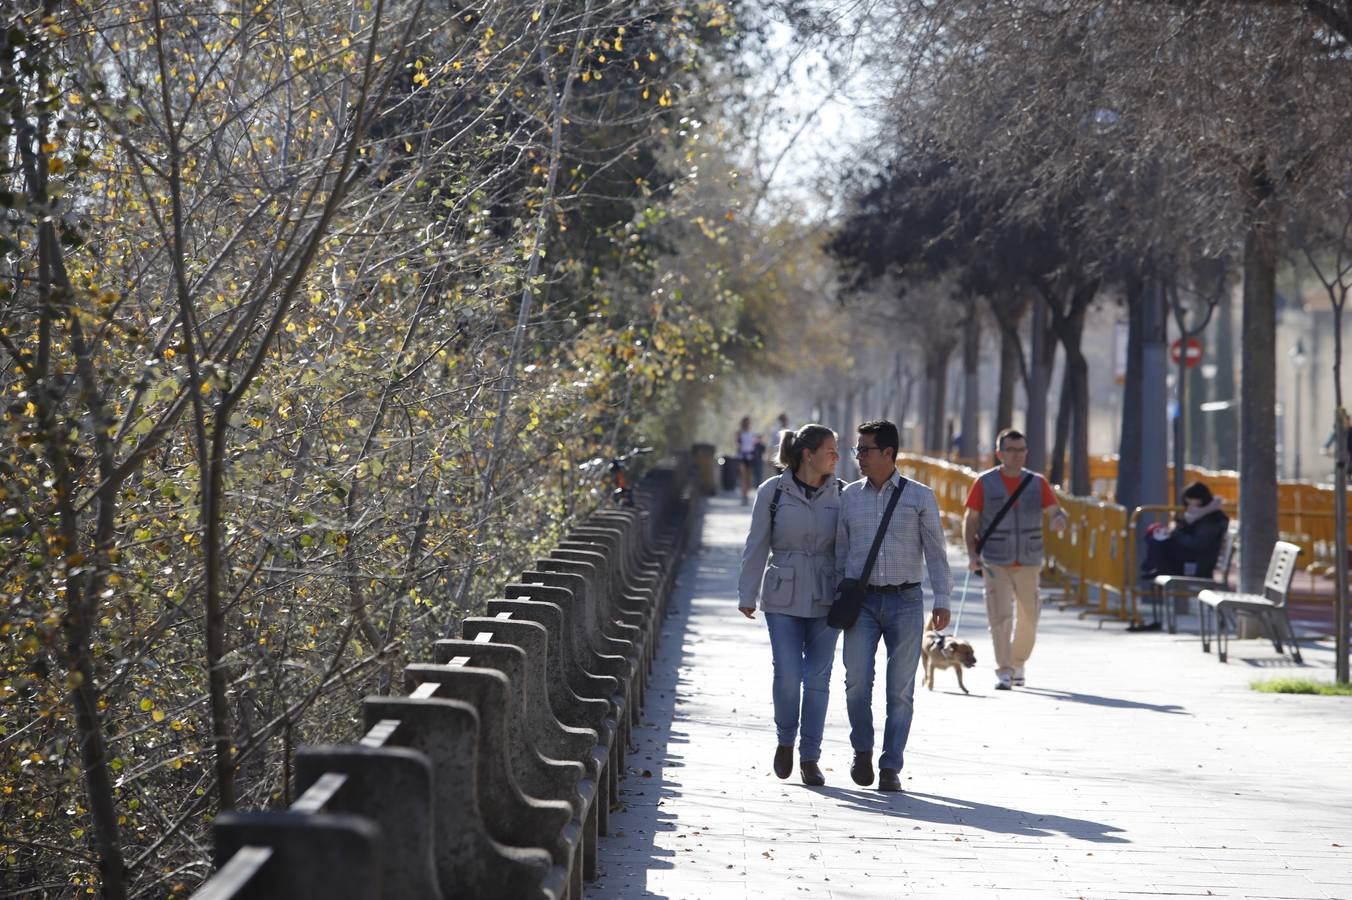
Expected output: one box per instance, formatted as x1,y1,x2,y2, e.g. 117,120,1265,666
995,675,1013,691
1011,675,1025,687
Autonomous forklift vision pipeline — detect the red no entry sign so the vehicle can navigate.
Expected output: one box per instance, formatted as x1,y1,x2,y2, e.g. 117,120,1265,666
1169,337,1204,368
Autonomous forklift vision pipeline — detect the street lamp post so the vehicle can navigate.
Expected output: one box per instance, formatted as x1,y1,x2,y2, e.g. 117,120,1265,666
1200,363,1218,470
1290,339,1308,481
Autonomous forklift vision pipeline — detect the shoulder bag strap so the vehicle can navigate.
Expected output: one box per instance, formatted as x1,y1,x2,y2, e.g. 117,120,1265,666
976,473,1036,555
858,478,907,586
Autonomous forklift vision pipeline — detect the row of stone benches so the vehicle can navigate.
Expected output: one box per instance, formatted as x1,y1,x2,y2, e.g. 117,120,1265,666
192,465,692,900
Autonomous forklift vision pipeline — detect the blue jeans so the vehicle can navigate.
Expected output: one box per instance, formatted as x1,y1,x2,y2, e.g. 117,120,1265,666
764,612,839,762
842,587,924,771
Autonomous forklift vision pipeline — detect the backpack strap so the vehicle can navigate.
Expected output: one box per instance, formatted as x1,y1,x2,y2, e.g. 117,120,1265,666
769,485,784,537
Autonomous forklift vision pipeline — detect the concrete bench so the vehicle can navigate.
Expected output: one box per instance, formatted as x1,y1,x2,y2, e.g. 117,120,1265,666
484,599,626,795
431,638,600,880
401,664,580,894
459,617,612,835
191,463,692,900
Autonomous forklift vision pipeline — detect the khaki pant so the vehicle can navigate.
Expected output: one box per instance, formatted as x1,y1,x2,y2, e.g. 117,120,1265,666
984,563,1042,678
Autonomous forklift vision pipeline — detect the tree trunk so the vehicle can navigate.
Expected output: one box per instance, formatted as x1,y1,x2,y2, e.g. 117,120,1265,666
1239,207,1281,594
1051,365,1072,488
1116,282,1145,511
1186,355,1207,465
996,323,1019,439
960,305,981,460
1214,286,1239,471
843,386,857,458
1048,289,1092,496
987,294,1028,449
926,345,952,453
1027,293,1050,473
1068,333,1091,497
1141,277,1171,518
1331,288,1348,683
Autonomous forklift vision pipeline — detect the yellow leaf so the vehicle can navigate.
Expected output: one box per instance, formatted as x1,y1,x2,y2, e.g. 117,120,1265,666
151,710,165,722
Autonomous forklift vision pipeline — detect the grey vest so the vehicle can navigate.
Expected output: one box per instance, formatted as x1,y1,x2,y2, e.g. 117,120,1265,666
977,468,1044,567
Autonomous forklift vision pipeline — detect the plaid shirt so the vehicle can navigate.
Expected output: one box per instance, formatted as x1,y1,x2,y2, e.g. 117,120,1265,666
835,471,953,609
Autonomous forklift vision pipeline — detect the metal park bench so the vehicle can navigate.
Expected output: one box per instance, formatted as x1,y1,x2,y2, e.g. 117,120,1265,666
1198,540,1304,664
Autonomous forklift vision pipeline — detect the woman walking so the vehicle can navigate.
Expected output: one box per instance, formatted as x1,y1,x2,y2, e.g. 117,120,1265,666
735,415,758,504
737,424,843,786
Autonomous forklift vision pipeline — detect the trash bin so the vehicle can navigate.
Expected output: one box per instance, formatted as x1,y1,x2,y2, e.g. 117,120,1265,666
719,455,738,492
691,443,717,496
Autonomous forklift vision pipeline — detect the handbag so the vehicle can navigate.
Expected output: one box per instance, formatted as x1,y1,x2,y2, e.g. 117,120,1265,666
828,479,907,629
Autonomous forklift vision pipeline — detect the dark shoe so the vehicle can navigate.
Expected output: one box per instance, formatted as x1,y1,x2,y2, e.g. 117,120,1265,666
773,744,793,779
850,751,874,786
800,760,825,787
878,768,902,792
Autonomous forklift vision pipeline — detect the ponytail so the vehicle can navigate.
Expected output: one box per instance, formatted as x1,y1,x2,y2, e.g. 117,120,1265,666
778,423,836,472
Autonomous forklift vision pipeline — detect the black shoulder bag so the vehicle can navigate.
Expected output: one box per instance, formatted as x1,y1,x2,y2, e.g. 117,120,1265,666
975,473,1035,556
829,479,907,630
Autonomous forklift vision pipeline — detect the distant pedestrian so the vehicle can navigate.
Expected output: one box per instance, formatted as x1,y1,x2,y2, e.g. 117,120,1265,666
752,434,767,484
738,424,843,786
772,413,792,473
1323,421,1352,480
836,419,953,792
735,416,757,505
962,429,1068,691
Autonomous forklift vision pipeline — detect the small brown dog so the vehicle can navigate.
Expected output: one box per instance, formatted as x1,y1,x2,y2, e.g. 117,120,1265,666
921,614,978,694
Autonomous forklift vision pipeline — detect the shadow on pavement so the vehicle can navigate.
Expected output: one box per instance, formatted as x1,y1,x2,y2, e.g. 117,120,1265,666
1016,686,1189,715
813,786,1130,843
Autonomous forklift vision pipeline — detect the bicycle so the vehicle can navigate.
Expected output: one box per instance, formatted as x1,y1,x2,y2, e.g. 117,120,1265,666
579,445,654,506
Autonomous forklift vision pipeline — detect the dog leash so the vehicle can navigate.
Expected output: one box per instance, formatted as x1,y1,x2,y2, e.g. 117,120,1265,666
952,567,974,639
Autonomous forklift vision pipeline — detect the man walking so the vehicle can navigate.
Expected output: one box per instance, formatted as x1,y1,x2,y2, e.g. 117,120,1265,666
836,420,953,792
962,429,1068,691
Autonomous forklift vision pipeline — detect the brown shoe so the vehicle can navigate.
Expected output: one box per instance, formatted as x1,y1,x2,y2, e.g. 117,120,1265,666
800,760,825,787
850,751,874,786
878,768,902,792
773,744,793,779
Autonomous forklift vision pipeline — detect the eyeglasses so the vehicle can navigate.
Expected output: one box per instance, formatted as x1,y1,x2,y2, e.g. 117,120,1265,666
1000,446,1029,453
853,445,882,456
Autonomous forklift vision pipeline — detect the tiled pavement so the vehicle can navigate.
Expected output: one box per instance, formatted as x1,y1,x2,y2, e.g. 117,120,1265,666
590,494,1352,900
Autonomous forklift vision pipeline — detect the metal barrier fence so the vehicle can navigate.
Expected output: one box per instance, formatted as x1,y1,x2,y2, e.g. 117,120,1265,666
896,452,1351,627
191,462,694,900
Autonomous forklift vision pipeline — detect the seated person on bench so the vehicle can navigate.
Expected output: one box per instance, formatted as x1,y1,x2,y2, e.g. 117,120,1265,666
1141,481,1229,579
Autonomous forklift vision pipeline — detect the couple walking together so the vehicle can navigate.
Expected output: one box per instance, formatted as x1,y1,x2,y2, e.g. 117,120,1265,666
738,420,1062,790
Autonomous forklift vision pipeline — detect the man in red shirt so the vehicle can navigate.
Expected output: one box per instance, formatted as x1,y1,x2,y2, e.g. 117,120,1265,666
962,429,1068,690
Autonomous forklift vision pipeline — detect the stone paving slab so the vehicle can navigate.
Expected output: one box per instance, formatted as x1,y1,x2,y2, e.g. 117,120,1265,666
590,495,1352,900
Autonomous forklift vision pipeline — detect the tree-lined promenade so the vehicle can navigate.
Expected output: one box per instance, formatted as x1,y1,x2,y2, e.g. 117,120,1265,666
821,0,1350,682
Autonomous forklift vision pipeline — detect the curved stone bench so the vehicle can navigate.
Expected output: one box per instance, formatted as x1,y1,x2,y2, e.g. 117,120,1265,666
192,462,693,900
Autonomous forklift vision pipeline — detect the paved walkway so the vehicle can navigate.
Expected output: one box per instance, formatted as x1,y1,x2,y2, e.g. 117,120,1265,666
591,494,1352,900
